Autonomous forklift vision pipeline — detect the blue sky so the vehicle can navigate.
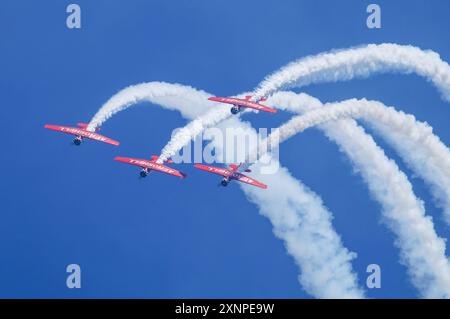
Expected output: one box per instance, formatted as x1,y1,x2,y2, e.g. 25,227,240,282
0,0,449,298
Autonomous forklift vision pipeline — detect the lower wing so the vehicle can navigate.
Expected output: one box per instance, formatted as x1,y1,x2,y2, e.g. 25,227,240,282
234,173,268,189
208,97,277,113
44,125,120,146
115,157,186,179
80,131,120,146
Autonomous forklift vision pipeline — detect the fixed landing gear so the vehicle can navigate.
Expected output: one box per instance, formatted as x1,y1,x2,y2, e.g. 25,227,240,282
73,137,82,145
140,169,150,178
230,105,241,114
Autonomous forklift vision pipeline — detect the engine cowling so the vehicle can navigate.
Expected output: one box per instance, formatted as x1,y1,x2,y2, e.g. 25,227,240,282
230,105,240,115
140,170,148,178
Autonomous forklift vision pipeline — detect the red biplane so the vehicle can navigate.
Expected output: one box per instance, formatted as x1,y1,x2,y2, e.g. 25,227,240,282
114,155,187,179
208,95,276,115
194,163,267,189
44,123,120,146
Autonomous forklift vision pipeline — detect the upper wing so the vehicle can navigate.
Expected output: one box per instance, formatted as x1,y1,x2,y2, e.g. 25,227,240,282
194,164,232,177
44,124,119,146
233,172,268,189
208,97,277,113
114,157,186,178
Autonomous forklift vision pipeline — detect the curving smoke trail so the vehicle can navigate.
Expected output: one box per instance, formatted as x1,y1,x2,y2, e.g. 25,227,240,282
264,92,450,226
87,82,215,132
84,42,450,297
366,120,450,226
87,82,364,298
86,81,243,164
206,117,364,298
252,43,450,102
156,95,253,164
157,107,233,164
86,80,450,297
158,44,450,163
245,96,450,298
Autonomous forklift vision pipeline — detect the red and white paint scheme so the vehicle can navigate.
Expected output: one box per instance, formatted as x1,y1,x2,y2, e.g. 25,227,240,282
194,163,267,189
114,155,187,179
208,95,277,115
44,123,120,146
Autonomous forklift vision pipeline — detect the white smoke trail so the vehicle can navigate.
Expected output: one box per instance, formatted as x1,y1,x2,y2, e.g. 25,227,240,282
83,43,450,297
86,81,245,165
157,107,232,164
369,122,450,225
210,117,364,298
87,82,215,131
158,44,450,162
87,82,365,298
89,80,450,296
157,95,253,164
245,96,450,298
252,43,450,102
266,92,450,226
